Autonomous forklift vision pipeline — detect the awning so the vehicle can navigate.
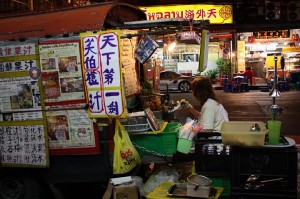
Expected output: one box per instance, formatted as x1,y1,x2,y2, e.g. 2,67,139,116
0,2,146,41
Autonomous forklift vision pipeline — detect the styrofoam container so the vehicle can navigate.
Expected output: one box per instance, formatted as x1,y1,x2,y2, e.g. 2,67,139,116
187,174,212,198
220,121,267,147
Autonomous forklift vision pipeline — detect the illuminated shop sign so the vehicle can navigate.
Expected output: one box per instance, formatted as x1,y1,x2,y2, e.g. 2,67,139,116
282,46,300,53
140,4,233,24
253,30,290,39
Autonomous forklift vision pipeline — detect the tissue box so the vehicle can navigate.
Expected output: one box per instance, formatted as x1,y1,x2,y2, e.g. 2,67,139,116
220,121,267,147
113,184,139,199
102,177,139,199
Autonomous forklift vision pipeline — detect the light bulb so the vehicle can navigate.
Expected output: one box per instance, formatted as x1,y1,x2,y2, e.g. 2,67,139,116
167,41,176,52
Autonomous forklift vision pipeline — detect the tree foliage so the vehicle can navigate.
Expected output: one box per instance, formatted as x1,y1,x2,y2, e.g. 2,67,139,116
216,58,232,77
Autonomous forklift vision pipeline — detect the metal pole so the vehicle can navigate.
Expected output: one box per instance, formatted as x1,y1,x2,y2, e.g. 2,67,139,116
273,55,278,105
30,0,33,11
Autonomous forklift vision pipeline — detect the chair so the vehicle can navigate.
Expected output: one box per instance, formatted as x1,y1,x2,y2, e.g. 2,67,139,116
223,77,233,92
296,82,300,91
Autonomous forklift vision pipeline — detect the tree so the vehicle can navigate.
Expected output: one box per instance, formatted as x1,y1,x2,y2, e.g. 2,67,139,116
216,58,232,77
204,69,219,82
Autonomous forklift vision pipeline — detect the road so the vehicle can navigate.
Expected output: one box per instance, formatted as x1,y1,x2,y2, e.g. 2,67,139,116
165,90,300,137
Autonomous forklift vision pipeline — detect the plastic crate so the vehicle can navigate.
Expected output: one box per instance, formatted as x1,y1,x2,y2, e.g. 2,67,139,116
194,133,231,174
211,177,231,197
130,122,181,156
192,161,230,197
146,182,224,199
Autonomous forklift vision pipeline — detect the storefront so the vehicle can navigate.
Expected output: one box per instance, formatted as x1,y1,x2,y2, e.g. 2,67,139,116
237,29,300,81
139,3,235,76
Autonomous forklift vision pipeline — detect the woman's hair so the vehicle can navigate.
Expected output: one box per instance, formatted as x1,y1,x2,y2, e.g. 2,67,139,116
191,77,219,107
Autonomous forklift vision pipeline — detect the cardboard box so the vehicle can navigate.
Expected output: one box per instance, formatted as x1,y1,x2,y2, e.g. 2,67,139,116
113,184,139,199
102,177,139,199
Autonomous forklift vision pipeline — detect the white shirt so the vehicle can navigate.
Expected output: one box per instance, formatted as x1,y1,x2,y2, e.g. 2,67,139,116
199,98,229,131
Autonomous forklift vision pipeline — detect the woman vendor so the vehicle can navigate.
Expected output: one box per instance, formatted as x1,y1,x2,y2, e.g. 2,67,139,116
181,77,229,131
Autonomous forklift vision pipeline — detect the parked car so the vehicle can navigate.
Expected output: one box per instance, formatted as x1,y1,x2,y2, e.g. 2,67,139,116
159,71,194,92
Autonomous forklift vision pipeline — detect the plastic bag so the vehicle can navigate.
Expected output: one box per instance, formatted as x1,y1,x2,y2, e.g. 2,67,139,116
179,118,201,140
141,166,179,196
113,119,141,174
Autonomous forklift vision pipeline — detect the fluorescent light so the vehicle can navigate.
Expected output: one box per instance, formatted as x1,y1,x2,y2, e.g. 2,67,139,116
167,41,176,52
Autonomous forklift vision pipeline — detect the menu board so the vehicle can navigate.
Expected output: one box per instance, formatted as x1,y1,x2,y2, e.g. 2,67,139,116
0,41,49,167
0,77,41,114
0,123,49,167
47,109,100,155
145,108,161,131
39,40,86,109
121,30,140,97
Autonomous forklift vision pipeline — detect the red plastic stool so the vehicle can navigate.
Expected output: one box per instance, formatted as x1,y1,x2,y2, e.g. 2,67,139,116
252,77,256,86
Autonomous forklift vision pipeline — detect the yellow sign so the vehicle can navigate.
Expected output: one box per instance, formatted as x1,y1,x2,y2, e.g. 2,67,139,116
282,46,300,53
139,4,233,24
266,55,282,69
237,40,246,72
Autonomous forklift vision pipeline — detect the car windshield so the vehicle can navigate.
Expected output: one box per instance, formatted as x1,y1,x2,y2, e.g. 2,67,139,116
160,71,181,78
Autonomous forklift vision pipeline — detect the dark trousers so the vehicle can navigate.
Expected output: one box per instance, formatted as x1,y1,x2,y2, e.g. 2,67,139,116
247,78,253,86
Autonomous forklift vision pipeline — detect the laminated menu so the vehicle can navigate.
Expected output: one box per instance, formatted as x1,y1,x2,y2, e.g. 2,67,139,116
144,108,161,131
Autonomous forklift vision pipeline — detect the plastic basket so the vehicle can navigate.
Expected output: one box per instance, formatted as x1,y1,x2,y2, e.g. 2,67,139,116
123,123,151,132
130,122,180,156
120,116,151,133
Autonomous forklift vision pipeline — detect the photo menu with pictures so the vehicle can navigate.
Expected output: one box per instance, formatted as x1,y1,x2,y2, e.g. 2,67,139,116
46,109,99,153
135,35,159,64
39,41,85,109
0,77,41,115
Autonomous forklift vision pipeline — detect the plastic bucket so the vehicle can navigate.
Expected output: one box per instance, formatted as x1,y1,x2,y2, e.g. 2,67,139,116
177,138,193,154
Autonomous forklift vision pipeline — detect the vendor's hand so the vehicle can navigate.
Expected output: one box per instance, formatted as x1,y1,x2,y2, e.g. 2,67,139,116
180,99,193,109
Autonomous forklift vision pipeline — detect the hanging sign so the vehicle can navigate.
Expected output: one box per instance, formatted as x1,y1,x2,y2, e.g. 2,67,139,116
120,29,140,97
80,30,127,118
180,31,201,44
